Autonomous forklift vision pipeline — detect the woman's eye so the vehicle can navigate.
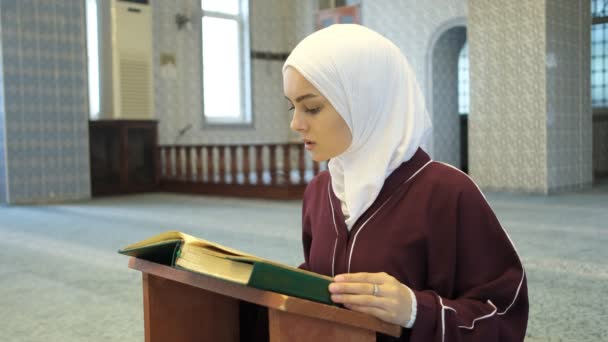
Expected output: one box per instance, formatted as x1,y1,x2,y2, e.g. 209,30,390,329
305,107,321,114
287,105,295,111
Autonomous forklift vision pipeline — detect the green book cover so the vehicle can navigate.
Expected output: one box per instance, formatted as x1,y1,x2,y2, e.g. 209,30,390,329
247,261,333,305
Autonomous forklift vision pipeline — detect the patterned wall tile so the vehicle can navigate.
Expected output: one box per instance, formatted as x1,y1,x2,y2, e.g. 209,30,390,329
469,0,548,192
468,0,592,192
0,15,5,204
546,0,593,191
250,0,291,52
289,0,317,49
0,0,90,204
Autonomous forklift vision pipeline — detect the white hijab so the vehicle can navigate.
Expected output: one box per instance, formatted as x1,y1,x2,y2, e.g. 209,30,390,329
283,24,432,230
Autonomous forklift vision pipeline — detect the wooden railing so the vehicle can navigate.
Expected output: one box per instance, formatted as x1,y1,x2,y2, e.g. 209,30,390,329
593,114,608,178
157,143,325,199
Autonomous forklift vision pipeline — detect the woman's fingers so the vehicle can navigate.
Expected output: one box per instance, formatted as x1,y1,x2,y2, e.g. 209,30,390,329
334,272,391,284
330,293,390,308
329,282,378,295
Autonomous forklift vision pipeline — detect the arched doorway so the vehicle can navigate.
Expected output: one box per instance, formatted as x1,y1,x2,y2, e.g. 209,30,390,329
430,26,468,172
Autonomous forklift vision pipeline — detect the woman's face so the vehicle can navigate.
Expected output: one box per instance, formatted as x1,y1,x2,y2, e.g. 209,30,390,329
283,67,352,162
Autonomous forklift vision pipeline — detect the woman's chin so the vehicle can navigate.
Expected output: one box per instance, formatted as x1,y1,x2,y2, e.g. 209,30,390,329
310,153,327,163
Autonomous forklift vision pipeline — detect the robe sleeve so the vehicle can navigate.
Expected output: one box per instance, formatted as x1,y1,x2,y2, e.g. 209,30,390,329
408,178,528,342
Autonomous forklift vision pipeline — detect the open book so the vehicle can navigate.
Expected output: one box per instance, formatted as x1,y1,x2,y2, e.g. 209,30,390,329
119,231,334,305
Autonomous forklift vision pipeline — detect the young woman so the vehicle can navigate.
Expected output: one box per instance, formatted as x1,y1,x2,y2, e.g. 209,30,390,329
283,24,528,341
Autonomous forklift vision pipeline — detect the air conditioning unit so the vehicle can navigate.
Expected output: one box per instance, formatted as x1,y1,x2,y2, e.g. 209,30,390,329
98,0,154,119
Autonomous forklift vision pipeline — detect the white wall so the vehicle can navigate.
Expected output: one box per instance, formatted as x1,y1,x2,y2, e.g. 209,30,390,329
152,0,316,145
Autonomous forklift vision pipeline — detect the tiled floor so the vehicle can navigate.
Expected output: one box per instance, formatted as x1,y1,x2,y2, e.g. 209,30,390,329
0,183,606,341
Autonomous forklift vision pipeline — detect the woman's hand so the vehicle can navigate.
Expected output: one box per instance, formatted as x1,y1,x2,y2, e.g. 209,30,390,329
329,272,413,327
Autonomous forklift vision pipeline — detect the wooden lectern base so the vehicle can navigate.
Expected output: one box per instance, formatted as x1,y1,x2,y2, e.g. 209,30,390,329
144,274,240,341
268,309,375,341
130,258,401,341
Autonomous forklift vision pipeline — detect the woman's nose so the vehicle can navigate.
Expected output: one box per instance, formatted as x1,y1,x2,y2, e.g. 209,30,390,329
290,111,307,132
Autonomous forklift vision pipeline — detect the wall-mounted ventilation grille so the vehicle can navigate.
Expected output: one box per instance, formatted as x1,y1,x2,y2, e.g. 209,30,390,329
119,58,151,117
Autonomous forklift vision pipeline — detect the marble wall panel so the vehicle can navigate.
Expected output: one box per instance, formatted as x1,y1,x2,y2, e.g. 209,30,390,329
469,0,548,192
0,0,90,204
546,0,592,191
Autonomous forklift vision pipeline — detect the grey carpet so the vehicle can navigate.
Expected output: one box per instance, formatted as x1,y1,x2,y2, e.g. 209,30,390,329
0,183,606,341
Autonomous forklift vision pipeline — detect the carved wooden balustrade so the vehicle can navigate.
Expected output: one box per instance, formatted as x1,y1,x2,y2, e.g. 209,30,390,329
157,143,325,199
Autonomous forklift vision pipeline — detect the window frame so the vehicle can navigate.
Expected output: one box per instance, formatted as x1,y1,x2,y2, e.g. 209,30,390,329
85,0,101,120
200,0,253,127
458,41,469,116
592,0,608,114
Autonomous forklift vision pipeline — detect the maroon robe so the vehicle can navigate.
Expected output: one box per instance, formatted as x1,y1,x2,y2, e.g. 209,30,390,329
300,149,528,341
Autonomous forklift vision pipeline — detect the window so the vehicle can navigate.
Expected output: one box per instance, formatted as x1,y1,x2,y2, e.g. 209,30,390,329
86,0,100,119
201,0,251,125
458,42,469,115
592,0,608,108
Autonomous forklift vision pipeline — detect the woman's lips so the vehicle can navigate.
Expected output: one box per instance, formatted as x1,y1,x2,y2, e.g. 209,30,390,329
304,140,316,150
